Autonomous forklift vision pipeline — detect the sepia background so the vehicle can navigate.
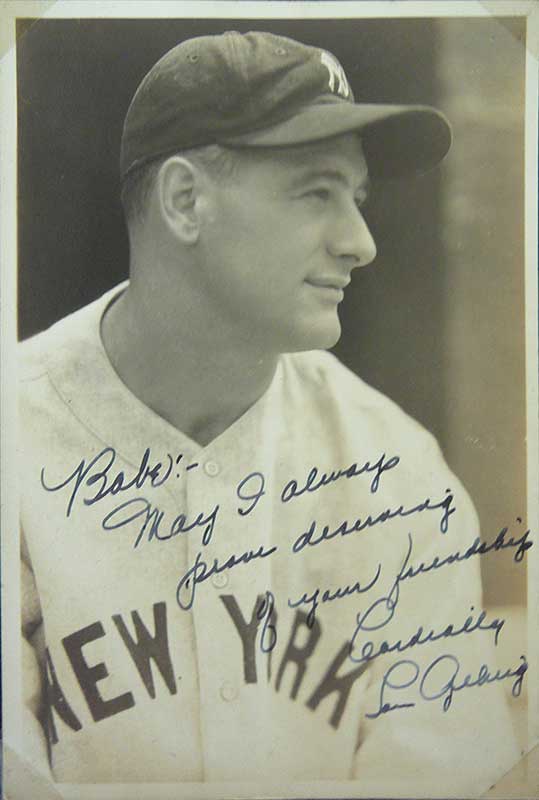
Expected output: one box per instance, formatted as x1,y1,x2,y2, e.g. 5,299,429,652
16,16,527,616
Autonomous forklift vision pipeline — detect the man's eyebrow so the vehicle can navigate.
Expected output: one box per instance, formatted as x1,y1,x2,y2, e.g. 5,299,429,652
289,168,371,194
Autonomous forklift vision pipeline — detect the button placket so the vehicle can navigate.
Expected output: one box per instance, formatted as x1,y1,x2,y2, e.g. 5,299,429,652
187,456,238,771
211,571,228,589
219,681,238,702
203,459,220,477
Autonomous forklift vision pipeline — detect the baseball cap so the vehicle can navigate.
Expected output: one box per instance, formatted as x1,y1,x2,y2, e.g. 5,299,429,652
120,30,452,181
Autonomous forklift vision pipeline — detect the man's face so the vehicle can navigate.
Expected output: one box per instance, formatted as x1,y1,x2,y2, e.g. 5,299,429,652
195,132,377,354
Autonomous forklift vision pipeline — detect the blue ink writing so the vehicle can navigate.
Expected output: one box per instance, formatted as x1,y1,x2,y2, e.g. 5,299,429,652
366,654,527,719
281,452,400,503
348,532,505,664
41,446,178,517
350,604,505,665
365,659,418,719
288,563,381,629
257,591,278,653
292,489,455,554
399,524,533,575
176,544,278,610
420,653,528,712
237,472,266,516
102,497,219,549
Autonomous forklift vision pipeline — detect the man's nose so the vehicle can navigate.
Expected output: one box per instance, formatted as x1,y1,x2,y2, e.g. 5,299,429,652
327,205,377,268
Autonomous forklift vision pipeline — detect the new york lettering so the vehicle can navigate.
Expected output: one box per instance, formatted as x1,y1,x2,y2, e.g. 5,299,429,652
45,596,368,743
44,602,175,743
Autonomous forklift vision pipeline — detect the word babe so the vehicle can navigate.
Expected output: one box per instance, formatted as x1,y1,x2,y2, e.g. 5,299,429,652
20,30,520,796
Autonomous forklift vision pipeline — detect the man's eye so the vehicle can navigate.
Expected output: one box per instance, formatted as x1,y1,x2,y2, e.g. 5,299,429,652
308,188,330,201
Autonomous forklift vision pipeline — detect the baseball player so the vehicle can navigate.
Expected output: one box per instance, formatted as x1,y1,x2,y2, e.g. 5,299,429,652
20,31,521,795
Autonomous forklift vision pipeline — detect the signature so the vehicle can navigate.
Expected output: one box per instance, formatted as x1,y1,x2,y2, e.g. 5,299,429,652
366,653,528,719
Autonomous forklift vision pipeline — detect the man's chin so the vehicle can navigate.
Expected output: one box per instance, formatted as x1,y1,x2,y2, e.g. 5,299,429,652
284,318,342,353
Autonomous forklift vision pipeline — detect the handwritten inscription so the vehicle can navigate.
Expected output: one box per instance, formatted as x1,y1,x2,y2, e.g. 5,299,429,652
39,443,533,740
352,605,505,665
348,529,513,666
40,446,190,517
101,496,220,549
281,452,400,502
288,563,382,629
176,544,278,610
292,488,456,554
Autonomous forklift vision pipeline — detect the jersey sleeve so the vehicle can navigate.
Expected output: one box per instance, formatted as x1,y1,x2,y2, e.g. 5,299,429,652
21,528,54,779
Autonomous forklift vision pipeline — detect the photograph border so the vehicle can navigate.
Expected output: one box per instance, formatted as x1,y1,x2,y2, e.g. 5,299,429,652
2,2,538,798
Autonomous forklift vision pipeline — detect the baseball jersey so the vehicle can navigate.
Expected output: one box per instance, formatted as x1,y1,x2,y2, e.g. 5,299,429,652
19,283,521,796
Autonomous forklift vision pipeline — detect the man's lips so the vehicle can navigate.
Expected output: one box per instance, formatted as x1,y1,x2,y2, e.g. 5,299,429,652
304,277,351,291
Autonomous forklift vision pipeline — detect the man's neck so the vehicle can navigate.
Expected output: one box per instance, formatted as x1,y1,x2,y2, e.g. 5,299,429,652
101,282,279,448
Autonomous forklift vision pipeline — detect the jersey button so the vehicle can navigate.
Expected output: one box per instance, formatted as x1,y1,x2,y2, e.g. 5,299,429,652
211,572,228,589
220,682,237,702
204,460,220,477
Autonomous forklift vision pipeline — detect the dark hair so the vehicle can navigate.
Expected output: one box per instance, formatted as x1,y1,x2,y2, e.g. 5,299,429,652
120,144,240,227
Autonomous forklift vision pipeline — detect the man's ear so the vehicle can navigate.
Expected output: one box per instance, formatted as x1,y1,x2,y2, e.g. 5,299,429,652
157,156,201,244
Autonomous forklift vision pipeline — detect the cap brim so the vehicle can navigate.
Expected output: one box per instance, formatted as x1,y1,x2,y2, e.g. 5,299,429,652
220,101,452,178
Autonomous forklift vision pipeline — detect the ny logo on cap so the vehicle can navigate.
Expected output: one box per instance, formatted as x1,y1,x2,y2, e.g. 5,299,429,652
320,51,351,98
